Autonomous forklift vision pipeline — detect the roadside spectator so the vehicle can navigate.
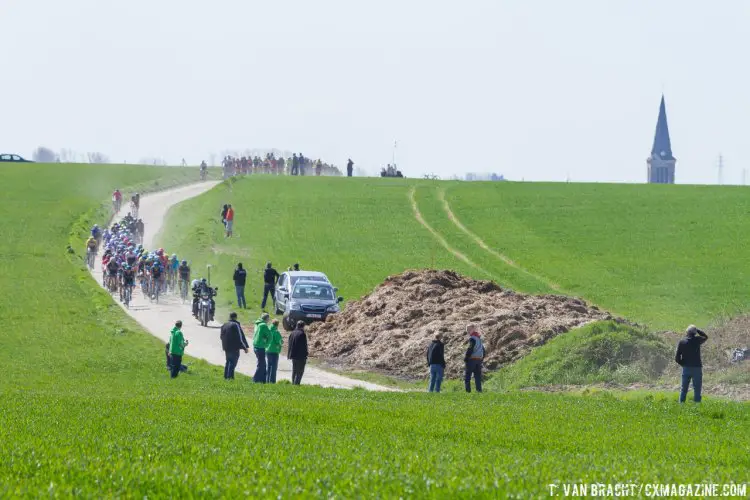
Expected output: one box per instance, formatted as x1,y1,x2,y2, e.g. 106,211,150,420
168,320,188,379
233,263,247,309
225,204,235,238
252,313,272,383
288,321,309,385
291,154,299,176
293,263,300,271
266,319,283,383
220,312,249,380
426,333,446,393
262,262,279,311
347,158,354,177
464,324,485,393
221,204,228,227
675,325,708,403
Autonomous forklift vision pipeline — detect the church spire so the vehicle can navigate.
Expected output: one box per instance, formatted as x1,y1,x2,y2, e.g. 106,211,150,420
651,95,674,161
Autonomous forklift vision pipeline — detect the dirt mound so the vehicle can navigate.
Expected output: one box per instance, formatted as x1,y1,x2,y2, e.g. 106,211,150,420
308,270,616,379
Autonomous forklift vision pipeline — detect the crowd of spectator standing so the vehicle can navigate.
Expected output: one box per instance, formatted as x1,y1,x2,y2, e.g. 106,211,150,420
221,152,344,179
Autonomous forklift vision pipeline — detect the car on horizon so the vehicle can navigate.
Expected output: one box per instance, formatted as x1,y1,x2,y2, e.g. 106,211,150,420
274,270,330,315
0,154,33,163
281,280,343,331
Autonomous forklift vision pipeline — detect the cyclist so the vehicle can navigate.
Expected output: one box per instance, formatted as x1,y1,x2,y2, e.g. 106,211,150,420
105,257,120,291
121,264,136,302
151,257,164,298
91,224,102,247
178,260,191,298
112,189,122,212
85,236,98,267
168,254,179,289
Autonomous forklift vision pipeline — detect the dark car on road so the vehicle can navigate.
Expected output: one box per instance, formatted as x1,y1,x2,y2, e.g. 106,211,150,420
0,154,32,163
282,280,343,331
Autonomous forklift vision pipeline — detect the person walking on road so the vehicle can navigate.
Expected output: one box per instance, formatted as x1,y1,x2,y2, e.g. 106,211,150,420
266,319,283,383
220,312,249,380
225,204,235,238
288,321,309,385
168,320,188,379
464,324,485,393
675,325,709,403
426,333,446,393
252,313,272,383
261,261,279,311
233,263,247,309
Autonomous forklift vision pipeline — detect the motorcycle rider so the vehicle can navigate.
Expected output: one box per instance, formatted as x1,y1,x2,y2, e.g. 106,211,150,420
192,278,217,320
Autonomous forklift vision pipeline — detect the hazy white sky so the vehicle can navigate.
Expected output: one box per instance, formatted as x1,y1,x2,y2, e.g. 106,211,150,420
3,1,749,182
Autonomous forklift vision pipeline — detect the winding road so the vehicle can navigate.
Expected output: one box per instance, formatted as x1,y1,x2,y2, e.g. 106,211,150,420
91,181,391,390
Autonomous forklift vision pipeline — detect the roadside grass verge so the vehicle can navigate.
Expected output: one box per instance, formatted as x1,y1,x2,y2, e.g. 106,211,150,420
486,321,672,391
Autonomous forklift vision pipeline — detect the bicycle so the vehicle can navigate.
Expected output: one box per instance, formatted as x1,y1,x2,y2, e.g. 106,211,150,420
122,284,133,308
179,278,189,303
86,248,96,269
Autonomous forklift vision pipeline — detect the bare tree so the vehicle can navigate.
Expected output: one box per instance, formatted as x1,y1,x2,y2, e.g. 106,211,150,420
32,146,57,163
87,152,110,164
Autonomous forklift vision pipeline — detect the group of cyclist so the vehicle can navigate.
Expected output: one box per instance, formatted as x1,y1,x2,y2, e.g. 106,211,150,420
86,215,192,307
112,189,141,218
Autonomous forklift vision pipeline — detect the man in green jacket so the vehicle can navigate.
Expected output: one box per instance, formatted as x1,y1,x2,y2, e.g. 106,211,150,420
252,313,271,383
266,319,284,383
169,320,188,379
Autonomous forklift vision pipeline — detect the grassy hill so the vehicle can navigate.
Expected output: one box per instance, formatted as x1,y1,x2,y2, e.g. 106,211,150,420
2,167,748,496
161,176,750,331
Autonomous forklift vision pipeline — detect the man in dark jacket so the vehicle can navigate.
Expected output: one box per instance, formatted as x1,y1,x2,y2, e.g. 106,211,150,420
288,321,308,385
675,325,708,402
220,204,228,227
426,333,446,393
220,312,249,380
261,261,279,310
233,263,247,309
464,324,485,393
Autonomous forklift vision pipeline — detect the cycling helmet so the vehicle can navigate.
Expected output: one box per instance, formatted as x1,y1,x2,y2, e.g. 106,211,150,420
201,278,207,284
157,249,164,256
171,254,177,259
93,224,98,229
124,264,131,271
181,260,187,266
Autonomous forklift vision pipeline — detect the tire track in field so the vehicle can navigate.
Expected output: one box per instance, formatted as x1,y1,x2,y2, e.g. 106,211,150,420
408,186,496,280
437,188,564,293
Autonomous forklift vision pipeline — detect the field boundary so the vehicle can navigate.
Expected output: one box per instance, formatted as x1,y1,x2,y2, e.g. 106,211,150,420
438,187,564,293
408,186,496,279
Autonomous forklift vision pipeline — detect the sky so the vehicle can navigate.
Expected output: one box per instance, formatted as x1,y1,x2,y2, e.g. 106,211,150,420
2,0,750,183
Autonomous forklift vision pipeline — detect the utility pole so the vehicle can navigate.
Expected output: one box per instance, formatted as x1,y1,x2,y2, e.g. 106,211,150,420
717,154,724,185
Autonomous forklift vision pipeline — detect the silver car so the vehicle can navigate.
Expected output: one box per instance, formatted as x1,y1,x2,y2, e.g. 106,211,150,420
274,271,330,314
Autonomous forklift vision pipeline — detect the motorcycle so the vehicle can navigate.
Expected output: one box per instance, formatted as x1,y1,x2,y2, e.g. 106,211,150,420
197,287,218,327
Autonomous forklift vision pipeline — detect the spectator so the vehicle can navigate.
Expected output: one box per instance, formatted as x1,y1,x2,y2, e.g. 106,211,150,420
347,158,354,177
168,320,188,379
262,262,279,311
220,312,249,380
464,324,485,393
221,204,228,227
288,321,309,385
225,204,234,238
266,319,283,383
291,154,299,176
233,263,247,309
292,263,300,272
675,325,709,403
426,333,446,393
252,313,272,383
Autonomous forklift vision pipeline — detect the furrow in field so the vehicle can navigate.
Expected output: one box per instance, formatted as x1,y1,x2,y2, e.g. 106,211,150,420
437,188,564,293
408,186,496,280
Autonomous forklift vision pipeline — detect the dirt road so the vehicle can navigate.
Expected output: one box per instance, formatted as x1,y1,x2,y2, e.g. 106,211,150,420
92,182,390,390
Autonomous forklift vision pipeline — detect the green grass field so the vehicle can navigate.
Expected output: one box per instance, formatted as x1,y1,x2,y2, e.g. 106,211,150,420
2,167,749,496
161,176,750,331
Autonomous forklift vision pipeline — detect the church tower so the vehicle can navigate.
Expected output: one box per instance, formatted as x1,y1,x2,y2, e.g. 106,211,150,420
647,95,676,184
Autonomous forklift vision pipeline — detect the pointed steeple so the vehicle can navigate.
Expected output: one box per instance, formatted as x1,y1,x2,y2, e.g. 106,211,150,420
650,95,675,161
